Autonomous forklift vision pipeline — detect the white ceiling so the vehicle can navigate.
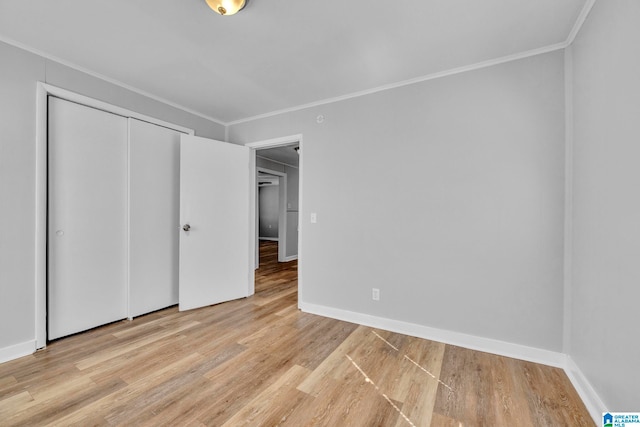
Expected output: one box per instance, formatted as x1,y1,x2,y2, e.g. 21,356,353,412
0,0,587,124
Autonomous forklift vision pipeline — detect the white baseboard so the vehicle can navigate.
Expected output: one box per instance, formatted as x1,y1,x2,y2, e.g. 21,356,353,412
283,255,298,262
0,340,35,364
259,237,279,242
299,302,566,367
299,301,604,425
564,356,607,424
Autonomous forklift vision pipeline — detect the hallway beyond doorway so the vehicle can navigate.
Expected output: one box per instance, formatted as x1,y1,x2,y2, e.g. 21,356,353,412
256,240,297,295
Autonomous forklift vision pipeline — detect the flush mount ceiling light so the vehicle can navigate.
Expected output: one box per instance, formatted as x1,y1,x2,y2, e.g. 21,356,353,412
205,0,246,16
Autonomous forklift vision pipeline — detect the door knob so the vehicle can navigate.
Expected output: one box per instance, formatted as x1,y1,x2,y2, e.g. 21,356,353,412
182,224,191,232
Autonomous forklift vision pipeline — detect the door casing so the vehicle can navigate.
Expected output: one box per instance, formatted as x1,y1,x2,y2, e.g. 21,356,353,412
245,135,303,304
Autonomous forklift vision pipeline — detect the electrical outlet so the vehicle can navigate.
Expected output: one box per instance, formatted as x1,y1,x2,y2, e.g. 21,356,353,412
372,288,380,301
310,213,317,223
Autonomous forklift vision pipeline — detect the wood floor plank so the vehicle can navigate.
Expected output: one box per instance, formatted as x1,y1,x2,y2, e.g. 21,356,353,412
50,352,206,426
433,345,504,426
0,241,593,426
75,320,200,370
297,325,373,396
5,376,126,426
0,391,33,419
196,352,298,425
221,364,311,426
390,339,447,427
429,412,462,426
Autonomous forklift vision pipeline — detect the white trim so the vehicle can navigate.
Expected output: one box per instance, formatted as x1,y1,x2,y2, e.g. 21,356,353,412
299,302,567,368
35,82,195,347
41,83,194,135
35,84,47,349
565,0,597,46
283,255,298,262
126,119,132,321
0,341,36,364
0,35,225,126
228,43,567,126
259,237,279,242
245,134,304,150
247,149,256,296
565,356,607,424
297,137,303,303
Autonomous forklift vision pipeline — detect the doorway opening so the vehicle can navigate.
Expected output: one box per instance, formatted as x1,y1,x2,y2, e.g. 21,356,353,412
246,135,302,301
255,143,299,267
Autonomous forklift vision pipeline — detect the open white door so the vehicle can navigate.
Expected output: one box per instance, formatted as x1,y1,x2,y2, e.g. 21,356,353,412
179,135,251,311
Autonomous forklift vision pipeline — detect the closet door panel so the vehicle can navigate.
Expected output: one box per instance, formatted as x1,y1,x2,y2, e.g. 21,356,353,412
48,97,128,340
129,119,181,317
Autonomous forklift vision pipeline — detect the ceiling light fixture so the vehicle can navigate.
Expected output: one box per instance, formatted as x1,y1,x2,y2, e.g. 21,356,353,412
205,0,246,16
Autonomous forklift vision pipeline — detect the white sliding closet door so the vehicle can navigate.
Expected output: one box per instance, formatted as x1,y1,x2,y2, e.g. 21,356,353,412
48,97,128,340
129,119,182,317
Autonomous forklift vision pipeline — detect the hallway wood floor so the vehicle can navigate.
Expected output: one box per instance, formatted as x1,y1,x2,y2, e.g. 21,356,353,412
0,241,593,426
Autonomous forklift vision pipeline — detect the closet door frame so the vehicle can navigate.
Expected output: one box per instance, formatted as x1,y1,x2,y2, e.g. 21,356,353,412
35,82,194,349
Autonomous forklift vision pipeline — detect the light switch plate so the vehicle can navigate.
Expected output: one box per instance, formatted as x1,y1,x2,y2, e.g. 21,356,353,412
310,213,317,223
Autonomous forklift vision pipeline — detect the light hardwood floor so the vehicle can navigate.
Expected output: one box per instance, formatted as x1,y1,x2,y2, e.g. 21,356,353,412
0,241,593,426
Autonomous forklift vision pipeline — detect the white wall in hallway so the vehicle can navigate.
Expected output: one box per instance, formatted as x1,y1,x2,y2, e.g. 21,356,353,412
259,185,280,239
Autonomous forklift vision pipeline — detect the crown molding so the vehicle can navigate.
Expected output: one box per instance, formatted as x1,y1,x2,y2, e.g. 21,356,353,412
228,1,595,126
228,41,567,126
565,0,597,46
2,0,596,128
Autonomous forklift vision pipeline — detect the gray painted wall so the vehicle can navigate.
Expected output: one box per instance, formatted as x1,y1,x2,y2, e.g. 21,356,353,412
230,51,566,351
0,40,225,353
259,185,279,239
570,0,640,410
0,42,43,350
